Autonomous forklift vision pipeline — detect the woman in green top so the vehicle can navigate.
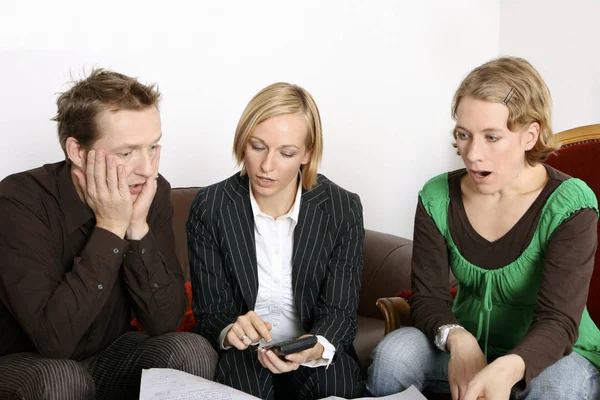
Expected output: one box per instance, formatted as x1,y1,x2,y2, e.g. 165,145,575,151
367,57,599,400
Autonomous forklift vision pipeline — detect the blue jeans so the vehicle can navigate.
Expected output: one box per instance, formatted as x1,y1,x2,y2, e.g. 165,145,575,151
367,327,600,400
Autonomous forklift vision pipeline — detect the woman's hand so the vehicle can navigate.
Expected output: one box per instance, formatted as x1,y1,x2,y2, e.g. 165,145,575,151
463,354,525,400
224,311,272,350
257,346,301,374
257,334,324,374
447,328,487,400
283,334,325,364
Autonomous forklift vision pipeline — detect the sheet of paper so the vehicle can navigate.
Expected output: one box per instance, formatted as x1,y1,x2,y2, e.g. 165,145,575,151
139,368,260,400
318,385,427,400
139,368,427,400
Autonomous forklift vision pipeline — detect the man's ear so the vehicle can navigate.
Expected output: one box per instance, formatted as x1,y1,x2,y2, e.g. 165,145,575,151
66,137,85,169
524,122,540,151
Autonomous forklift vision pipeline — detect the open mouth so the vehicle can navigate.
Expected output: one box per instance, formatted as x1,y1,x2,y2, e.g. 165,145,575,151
129,183,144,194
469,170,492,182
257,176,276,187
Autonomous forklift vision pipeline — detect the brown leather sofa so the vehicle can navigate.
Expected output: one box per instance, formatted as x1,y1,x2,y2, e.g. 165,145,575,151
170,187,413,370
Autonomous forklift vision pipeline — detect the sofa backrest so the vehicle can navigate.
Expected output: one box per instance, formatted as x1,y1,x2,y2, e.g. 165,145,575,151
171,187,200,282
358,231,413,319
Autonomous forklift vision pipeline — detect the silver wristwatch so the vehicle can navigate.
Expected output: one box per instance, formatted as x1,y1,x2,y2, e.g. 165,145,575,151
434,324,464,352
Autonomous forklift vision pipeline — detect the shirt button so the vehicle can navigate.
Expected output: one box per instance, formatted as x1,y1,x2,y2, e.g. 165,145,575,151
153,283,159,288
274,248,280,255
141,248,146,254
274,279,279,284
113,248,119,254
97,284,104,290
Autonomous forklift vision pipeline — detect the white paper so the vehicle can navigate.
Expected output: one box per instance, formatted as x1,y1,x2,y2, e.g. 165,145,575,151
318,385,427,400
139,368,260,400
139,368,426,400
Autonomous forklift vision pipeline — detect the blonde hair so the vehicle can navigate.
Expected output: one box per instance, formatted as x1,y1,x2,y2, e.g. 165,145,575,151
233,82,323,189
451,57,558,164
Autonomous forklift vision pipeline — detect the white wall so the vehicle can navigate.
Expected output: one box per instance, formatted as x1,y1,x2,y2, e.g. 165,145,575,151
0,0,500,239
500,0,600,133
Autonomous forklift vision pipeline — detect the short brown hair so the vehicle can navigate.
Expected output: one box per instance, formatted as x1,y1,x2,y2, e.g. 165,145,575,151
52,68,161,157
232,82,323,189
451,57,558,164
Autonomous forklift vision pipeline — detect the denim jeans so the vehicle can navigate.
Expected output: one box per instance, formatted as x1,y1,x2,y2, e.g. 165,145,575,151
367,327,600,400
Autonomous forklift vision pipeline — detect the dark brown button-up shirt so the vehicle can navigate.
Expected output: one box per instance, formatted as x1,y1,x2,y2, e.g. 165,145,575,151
410,164,598,385
0,161,186,360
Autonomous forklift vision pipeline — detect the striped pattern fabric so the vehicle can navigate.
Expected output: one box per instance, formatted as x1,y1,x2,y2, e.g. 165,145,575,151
216,346,364,400
0,331,217,400
187,172,365,398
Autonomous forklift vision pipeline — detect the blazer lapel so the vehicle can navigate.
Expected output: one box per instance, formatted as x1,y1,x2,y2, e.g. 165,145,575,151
292,180,330,322
221,175,259,310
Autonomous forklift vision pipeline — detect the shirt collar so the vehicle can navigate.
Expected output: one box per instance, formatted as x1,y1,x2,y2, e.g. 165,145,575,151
250,172,302,237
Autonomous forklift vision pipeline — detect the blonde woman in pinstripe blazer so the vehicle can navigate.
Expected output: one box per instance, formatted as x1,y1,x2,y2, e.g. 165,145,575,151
186,83,366,399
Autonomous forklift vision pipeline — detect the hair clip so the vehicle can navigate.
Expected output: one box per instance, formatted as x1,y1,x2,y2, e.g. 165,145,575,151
503,88,514,105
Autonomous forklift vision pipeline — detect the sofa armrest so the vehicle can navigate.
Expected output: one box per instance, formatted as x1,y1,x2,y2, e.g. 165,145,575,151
376,297,412,335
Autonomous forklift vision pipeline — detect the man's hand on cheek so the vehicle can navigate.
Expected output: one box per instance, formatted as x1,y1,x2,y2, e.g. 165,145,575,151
73,149,133,239
127,145,161,240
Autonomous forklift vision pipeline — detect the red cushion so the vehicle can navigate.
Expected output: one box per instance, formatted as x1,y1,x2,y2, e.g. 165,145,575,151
396,287,458,300
131,281,196,332
545,140,600,324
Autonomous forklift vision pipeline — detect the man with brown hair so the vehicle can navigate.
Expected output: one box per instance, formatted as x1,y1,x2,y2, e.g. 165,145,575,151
0,69,217,399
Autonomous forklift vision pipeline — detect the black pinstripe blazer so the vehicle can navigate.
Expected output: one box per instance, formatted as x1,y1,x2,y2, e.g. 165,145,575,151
186,172,364,353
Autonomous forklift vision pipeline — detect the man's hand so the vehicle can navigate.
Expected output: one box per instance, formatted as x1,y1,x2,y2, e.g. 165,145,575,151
73,149,132,239
463,354,525,400
224,310,273,350
447,328,487,400
127,145,161,240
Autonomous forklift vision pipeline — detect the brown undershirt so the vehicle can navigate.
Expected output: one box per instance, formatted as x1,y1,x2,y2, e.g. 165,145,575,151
410,164,598,385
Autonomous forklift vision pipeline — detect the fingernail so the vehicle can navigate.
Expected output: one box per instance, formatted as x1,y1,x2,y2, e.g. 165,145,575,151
98,149,104,157
266,338,272,343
